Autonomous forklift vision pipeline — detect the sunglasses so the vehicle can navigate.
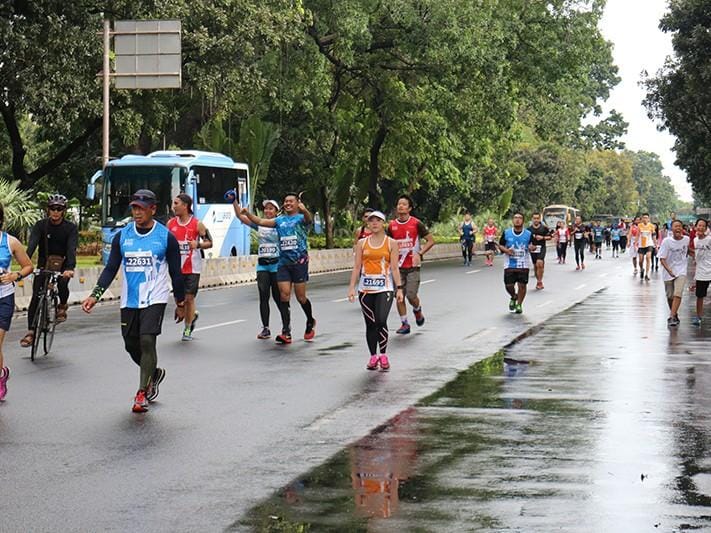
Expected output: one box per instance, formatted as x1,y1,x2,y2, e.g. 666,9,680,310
48,206,66,212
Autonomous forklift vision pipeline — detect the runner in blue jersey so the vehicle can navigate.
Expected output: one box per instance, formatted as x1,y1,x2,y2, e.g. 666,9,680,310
592,221,604,259
241,192,316,345
611,225,621,258
458,210,477,266
497,212,535,314
82,190,185,413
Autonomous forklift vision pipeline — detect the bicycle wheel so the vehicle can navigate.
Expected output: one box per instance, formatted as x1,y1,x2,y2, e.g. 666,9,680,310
44,294,58,355
30,295,46,362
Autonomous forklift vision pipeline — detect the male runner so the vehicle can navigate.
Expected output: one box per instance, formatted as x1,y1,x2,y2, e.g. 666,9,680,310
571,215,590,270
483,218,498,266
658,219,690,327
242,192,316,344
611,224,621,258
459,210,477,266
629,216,640,275
81,190,185,413
637,213,656,281
692,218,710,326
387,195,435,334
591,220,604,259
21,194,78,348
604,224,612,250
168,193,212,341
498,212,534,314
528,212,552,290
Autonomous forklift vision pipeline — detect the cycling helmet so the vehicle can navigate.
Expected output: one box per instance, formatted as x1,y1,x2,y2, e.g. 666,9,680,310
47,194,68,207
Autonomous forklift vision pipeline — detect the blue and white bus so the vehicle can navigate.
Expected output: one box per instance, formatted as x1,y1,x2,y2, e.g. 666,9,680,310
87,150,250,263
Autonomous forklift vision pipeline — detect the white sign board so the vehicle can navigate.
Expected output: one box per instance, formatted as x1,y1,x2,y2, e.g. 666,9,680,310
114,20,181,89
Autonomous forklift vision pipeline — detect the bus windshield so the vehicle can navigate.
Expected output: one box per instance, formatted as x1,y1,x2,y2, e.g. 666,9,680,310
543,209,566,228
103,166,185,226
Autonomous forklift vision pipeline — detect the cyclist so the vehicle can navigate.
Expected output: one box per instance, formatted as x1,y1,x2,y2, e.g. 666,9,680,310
347,210,404,371
387,195,435,334
81,190,185,413
167,194,213,341
20,194,78,348
233,197,283,339
0,202,34,401
459,210,477,266
241,192,316,344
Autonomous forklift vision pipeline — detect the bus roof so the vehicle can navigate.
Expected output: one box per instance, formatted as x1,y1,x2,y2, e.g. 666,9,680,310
106,150,247,169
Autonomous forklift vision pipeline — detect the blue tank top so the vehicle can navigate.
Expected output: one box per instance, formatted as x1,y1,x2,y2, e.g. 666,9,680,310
119,222,172,308
502,228,532,269
461,222,474,241
252,224,280,273
0,232,14,298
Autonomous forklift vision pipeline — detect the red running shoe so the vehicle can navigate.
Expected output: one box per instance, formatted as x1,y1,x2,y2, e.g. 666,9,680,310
276,332,292,345
379,355,390,372
132,390,148,413
304,319,316,341
366,355,379,370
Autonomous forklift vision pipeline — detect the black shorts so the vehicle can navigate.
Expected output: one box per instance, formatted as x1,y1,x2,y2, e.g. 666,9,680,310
696,280,711,299
638,246,651,255
183,274,200,295
594,241,603,247
121,304,167,338
530,246,546,263
277,256,309,283
0,293,14,331
504,269,529,286
485,241,497,252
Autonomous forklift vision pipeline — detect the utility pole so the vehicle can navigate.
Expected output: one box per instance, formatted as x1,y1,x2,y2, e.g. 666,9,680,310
102,19,110,168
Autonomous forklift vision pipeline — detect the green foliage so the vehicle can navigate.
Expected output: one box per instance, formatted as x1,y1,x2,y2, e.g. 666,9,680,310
0,179,42,232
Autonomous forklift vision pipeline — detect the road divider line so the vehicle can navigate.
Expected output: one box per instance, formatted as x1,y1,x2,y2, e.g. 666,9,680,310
466,269,482,275
537,300,553,308
574,283,587,290
194,319,246,332
421,279,437,285
331,297,349,303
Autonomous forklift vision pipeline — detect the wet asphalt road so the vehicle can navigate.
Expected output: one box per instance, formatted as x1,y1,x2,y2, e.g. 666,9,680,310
0,251,671,531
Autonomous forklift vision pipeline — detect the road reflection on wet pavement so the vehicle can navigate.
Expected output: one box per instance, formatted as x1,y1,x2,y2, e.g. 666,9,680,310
240,275,711,531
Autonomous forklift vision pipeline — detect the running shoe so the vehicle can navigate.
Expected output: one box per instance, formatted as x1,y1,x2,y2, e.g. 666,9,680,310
396,323,411,335
276,332,293,345
692,316,702,327
634,269,638,275
379,355,390,371
644,274,650,281
146,367,166,402
515,303,523,314
536,281,544,290
509,298,516,311
0,367,8,401
640,270,644,280
669,316,680,327
366,355,379,371
414,308,425,326
304,319,316,341
132,390,149,413
188,311,200,335
581,263,586,269
257,327,271,339
182,327,192,341
576,265,580,271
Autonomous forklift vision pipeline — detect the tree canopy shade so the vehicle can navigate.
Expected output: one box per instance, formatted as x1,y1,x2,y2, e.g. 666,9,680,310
644,0,711,203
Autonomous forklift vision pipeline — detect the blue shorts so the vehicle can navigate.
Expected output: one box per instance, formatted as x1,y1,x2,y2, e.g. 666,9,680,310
277,256,309,283
0,293,15,331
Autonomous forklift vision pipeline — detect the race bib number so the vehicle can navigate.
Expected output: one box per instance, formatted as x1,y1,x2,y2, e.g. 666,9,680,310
575,232,583,239
124,251,153,272
513,248,525,259
280,236,298,251
178,241,191,256
258,243,278,257
533,245,542,254
362,275,387,289
486,235,494,242
397,238,414,251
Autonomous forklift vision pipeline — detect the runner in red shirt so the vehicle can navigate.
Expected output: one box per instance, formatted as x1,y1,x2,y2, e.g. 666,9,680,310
483,219,498,266
168,194,213,341
386,195,435,334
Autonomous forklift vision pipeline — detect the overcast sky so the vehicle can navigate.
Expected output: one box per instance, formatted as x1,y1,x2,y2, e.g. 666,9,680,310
599,0,694,201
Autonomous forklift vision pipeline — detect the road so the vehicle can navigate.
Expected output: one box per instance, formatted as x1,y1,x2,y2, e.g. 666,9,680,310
1,251,632,532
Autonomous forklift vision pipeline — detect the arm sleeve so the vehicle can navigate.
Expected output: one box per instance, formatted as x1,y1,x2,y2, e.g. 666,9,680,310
499,233,507,246
96,233,122,289
417,221,429,238
166,232,186,302
65,223,78,270
26,221,41,259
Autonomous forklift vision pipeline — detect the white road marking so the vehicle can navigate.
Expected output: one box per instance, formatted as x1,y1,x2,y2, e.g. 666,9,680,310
466,269,482,275
598,273,607,278
421,279,437,285
193,319,246,332
537,300,553,308
331,297,349,303
574,283,587,290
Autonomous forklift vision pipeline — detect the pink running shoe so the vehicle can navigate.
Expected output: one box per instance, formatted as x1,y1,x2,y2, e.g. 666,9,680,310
366,355,379,371
0,367,9,401
379,355,390,372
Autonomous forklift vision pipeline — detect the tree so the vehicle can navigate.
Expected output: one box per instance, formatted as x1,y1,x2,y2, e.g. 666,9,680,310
0,179,42,232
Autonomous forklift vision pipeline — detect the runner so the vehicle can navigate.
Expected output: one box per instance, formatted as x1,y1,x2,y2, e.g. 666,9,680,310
591,220,604,259
636,213,656,281
692,218,710,326
571,215,590,271
387,195,435,334
658,219,690,327
459,210,476,266
167,194,213,341
528,212,552,290
618,218,628,253
604,224,612,250
555,221,570,264
353,208,374,249
483,218,498,266
629,216,640,275
241,192,316,344
0,202,35,401
611,224,621,258
21,194,78,348
651,222,661,271
233,197,282,339
498,212,534,314
81,190,186,413
347,210,404,371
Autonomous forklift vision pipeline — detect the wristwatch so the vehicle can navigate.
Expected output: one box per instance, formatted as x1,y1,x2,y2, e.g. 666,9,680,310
15,272,23,281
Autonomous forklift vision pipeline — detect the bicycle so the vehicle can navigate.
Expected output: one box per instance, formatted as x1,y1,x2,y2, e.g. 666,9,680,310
30,269,62,361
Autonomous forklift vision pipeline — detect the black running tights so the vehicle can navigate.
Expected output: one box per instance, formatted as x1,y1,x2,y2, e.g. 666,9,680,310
124,334,157,391
257,271,280,328
574,242,586,265
557,243,567,261
359,291,394,356
461,240,473,262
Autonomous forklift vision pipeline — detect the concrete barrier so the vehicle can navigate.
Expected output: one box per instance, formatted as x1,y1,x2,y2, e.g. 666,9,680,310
13,242,465,311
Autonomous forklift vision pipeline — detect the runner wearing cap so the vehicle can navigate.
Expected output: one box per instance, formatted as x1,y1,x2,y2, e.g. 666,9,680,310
235,198,283,339
240,192,316,344
82,190,186,413
348,210,404,371
168,194,213,341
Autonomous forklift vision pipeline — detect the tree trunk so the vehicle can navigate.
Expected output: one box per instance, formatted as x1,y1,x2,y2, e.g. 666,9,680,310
320,185,334,249
0,101,28,185
368,122,388,210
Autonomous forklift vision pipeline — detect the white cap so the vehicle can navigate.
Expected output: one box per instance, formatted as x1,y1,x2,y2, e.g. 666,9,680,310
262,199,280,210
368,210,386,221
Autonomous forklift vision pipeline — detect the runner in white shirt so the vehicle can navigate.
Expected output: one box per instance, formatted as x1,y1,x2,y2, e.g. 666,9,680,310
658,219,691,327
692,218,710,326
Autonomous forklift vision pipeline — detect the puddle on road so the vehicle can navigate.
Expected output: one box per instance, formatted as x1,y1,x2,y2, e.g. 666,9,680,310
238,288,711,532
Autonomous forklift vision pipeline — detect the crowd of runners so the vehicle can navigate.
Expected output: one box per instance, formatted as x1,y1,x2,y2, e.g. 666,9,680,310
0,189,708,412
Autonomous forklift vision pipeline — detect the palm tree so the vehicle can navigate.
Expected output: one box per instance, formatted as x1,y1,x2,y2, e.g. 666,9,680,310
0,179,42,233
